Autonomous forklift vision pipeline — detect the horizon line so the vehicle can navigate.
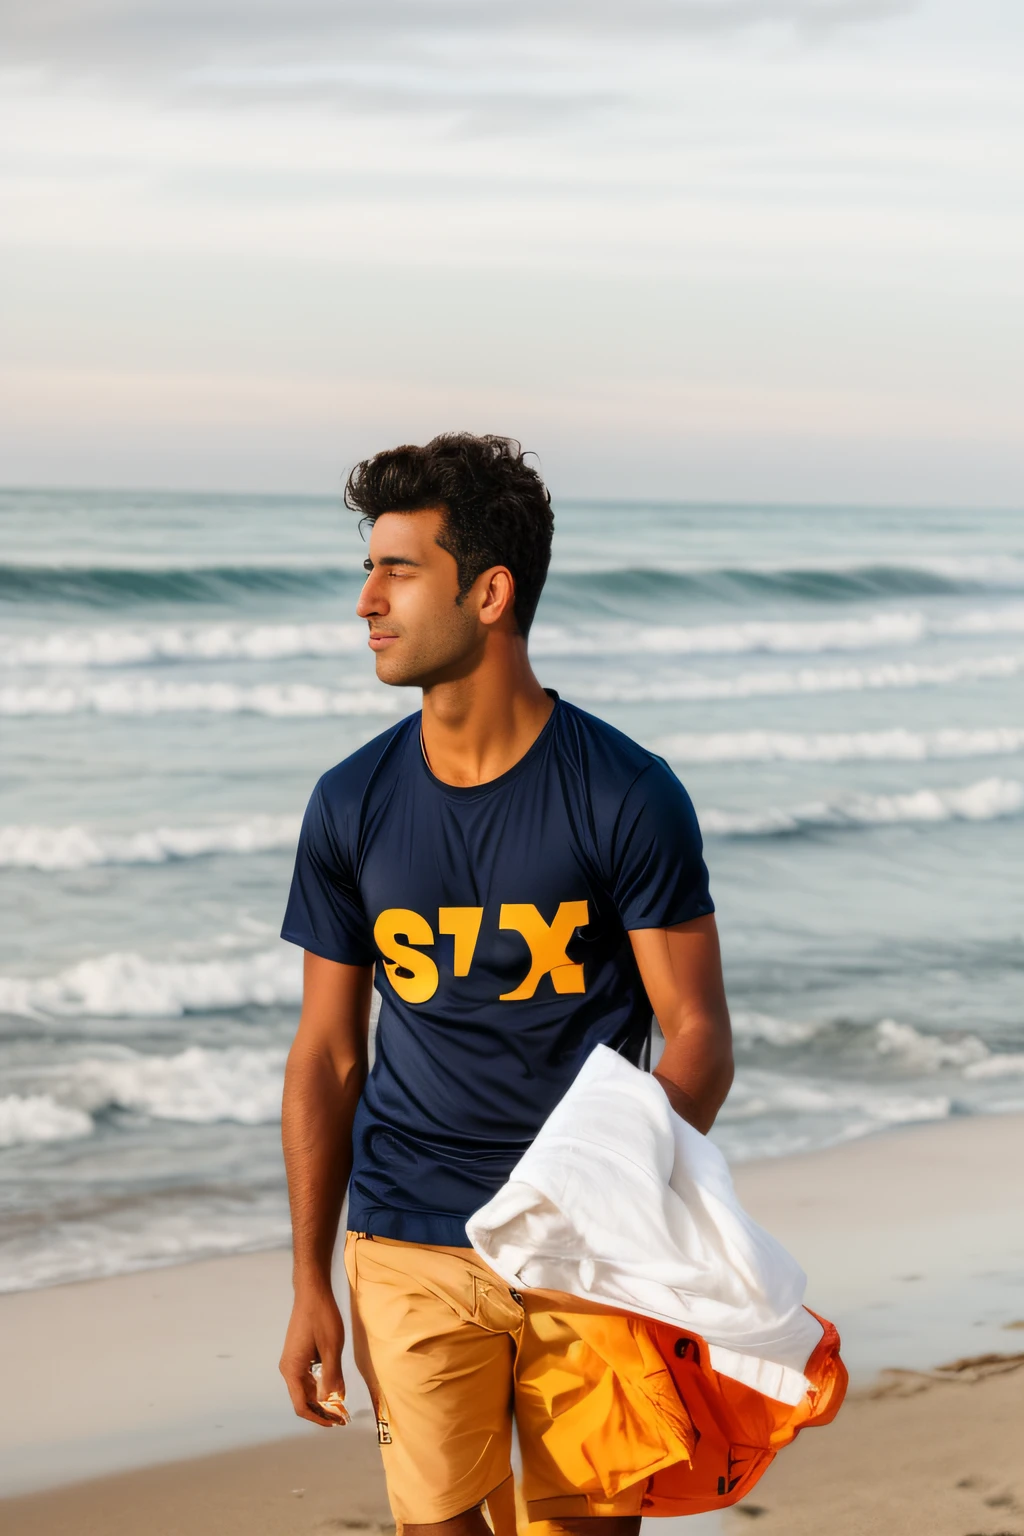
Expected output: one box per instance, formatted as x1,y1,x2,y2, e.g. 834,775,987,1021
2,485,1021,518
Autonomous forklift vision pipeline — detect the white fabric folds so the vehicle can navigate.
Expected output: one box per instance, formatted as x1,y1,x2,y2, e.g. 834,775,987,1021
466,1044,824,1406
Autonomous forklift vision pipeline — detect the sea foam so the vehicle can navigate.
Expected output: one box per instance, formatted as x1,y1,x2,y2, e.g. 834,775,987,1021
533,612,930,656
0,1045,286,1145
700,777,1024,835
729,1011,823,1046
0,946,302,1019
0,680,401,717
0,1093,94,1148
718,1070,952,1132
0,622,367,668
963,1053,1024,1079
873,1019,991,1070
6,605,1024,673
6,778,1020,877
3,656,1020,721
0,817,301,871
576,654,1024,704
71,1044,287,1124
659,728,1024,765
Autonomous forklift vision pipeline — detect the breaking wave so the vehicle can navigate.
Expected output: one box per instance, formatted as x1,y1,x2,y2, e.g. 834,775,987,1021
659,727,1024,765
533,607,1024,657
6,778,1020,876
0,817,301,871
0,622,367,668
729,1012,824,1046
0,946,302,1019
716,1072,954,1160
3,654,1020,722
576,654,1024,704
5,607,1024,673
0,1044,286,1147
534,611,930,656
0,680,402,717
731,1014,1020,1079
872,1019,991,1071
964,1053,1024,1079
3,1020,1018,1155
0,1093,94,1148
701,777,1024,836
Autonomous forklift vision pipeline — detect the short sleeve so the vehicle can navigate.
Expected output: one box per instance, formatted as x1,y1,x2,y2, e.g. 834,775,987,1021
280,780,376,966
610,760,714,930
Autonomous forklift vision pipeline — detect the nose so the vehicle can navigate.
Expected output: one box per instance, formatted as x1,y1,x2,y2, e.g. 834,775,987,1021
356,572,388,619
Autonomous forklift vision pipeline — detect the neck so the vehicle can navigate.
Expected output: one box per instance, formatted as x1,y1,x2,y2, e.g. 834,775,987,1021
419,636,554,787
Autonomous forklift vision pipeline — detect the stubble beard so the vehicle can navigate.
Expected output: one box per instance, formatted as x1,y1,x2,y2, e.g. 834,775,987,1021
372,604,479,690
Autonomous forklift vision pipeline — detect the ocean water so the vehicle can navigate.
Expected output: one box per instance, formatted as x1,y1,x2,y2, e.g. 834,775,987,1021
1,489,1023,1294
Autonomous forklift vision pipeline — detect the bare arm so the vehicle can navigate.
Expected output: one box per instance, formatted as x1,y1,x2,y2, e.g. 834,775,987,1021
279,951,373,1426
628,913,734,1134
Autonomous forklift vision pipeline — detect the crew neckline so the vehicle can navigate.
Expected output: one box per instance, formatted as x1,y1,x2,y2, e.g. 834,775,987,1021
417,690,561,800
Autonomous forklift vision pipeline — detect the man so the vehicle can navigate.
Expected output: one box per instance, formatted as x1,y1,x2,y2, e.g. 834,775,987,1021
279,433,734,1536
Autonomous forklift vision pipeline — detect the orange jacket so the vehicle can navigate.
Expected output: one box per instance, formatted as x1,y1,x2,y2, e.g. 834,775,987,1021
514,1294,847,1519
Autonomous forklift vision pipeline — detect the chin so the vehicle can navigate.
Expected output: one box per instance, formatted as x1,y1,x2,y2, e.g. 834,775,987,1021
375,655,419,688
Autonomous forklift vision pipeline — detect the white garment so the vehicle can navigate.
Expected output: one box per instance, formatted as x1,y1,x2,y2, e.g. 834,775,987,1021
466,1045,824,1407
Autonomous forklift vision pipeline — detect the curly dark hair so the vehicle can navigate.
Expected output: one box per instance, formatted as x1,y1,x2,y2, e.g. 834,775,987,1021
344,433,553,636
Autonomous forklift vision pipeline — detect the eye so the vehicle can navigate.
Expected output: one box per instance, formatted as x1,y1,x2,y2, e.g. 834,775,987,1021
362,559,373,573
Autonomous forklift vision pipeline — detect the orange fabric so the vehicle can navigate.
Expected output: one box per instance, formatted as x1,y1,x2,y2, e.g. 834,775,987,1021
515,1294,847,1521
345,1235,847,1525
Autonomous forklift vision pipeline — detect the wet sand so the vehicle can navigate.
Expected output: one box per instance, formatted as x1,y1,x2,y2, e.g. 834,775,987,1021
723,1353,1024,1536
2,1113,1022,1534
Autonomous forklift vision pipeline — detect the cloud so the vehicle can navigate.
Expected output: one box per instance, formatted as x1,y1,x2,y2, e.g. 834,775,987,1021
2,1,918,86
0,0,919,137
180,65,620,133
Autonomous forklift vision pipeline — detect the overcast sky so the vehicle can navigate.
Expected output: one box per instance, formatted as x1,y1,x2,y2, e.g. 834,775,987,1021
2,0,1022,503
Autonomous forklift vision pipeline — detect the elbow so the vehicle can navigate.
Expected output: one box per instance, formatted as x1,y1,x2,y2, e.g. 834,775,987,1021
717,1049,735,1111
284,1036,367,1103
711,1024,735,1114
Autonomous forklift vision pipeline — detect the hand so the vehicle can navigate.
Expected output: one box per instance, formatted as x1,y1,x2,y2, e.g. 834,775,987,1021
279,1283,347,1427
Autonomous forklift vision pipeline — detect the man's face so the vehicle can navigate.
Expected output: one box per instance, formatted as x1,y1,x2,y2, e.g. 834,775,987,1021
356,509,481,687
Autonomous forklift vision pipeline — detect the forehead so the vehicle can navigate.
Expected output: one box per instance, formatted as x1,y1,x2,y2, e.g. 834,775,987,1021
366,508,448,562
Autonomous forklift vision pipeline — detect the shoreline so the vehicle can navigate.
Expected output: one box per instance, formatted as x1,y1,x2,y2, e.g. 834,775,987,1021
3,1363,1021,1536
1,1111,1022,1527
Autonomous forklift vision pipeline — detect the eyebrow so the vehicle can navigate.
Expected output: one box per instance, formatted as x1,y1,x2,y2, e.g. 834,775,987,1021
364,554,422,569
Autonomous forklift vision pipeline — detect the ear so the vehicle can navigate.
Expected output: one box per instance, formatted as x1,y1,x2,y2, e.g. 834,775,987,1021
476,566,517,631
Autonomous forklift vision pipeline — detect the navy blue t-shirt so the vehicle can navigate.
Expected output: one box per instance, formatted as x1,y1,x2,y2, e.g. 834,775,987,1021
281,695,714,1246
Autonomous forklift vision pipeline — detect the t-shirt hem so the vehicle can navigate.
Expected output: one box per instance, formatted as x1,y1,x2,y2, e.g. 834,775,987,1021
621,895,716,932
279,926,376,967
347,1208,473,1247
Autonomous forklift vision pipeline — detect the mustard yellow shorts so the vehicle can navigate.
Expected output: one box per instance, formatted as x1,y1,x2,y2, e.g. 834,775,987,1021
344,1233,650,1530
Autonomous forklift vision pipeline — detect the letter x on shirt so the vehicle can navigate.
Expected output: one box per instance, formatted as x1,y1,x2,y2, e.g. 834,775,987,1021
281,694,714,1246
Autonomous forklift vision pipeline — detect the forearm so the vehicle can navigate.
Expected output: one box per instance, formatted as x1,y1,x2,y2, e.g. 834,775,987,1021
281,1041,366,1288
653,1010,734,1134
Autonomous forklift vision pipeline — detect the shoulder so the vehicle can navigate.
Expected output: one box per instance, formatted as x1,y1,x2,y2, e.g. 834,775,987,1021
554,707,712,923
554,698,682,796
554,700,702,867
315,713,420,811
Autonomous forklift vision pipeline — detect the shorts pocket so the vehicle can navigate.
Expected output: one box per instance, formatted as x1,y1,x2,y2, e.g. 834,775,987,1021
472,1273,525,1335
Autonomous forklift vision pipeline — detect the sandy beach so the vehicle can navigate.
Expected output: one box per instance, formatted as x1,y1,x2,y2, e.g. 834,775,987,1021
2,1112,1022,1535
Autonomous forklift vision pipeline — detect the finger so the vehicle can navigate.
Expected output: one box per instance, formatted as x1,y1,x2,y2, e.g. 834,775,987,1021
318,1390,350,1425
315,1338,346,1401
310,1358,348,1422
280,1360,338,1427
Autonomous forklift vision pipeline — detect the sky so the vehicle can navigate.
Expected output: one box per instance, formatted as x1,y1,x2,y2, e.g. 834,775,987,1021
1,0,1023,504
